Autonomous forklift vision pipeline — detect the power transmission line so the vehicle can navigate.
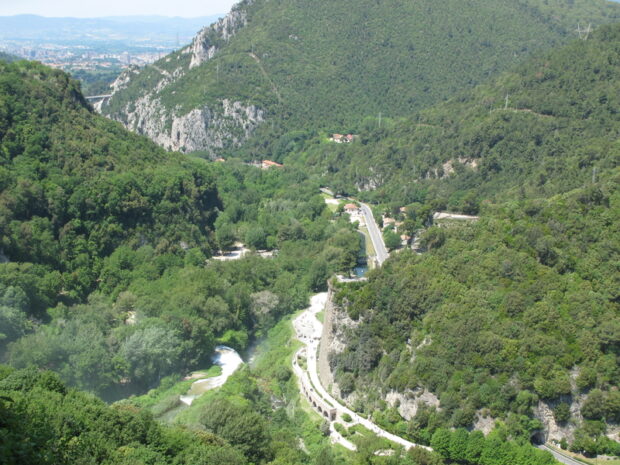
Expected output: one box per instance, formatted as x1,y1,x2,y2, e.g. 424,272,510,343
576,23,592,40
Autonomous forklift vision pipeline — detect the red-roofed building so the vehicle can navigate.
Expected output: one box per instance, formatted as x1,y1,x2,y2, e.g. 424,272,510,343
344,203,359,213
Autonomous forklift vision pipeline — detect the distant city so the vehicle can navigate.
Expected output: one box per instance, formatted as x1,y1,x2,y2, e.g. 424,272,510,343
1,42,175,71
0,14,222,74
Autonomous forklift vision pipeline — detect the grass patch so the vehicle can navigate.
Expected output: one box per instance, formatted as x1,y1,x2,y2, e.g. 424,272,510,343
196,365,223,379
334,422,349,437
316,311,324,323
321,193,341,213
359,227,376,263
128,375,194,411
348,423,392,451
124,364,224,421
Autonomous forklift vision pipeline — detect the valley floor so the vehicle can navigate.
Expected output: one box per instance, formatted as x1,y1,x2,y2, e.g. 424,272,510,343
292,291,432,453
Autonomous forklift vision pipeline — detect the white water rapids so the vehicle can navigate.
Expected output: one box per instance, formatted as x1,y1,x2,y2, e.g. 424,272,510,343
179,345,244,406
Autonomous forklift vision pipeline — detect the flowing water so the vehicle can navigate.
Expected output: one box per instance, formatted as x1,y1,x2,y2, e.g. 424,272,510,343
353,265,368,277
179,345,244,406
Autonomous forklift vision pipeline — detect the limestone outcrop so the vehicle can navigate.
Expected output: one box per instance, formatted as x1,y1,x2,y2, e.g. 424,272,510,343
100,0,263,156
189,1,253,69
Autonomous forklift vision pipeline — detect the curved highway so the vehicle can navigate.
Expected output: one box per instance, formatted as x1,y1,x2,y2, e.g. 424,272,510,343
292,293,431,452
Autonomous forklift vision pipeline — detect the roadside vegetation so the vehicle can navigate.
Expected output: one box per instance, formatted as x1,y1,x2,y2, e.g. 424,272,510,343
322,27,620,457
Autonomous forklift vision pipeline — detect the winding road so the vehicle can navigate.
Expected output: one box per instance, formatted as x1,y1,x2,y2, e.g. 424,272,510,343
292,293,431,452
319,188,388,267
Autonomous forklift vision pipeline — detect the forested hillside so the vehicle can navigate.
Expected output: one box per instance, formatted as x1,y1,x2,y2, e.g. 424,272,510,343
0,52,17,62
0,60,221,305
0,61,360,400
296,23,620,212
0,365,248,464
318,25,620,457
332,176,619,453
101,0,620,155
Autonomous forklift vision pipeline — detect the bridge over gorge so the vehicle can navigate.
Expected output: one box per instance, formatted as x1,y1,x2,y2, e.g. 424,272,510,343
85,94,112,108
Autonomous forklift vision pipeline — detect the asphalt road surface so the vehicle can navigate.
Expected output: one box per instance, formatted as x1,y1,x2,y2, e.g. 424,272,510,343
537,444,588,465
292,293,430,452
359,202,389,265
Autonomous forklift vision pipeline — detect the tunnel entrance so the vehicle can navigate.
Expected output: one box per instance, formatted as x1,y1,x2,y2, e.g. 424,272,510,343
531,431,546,445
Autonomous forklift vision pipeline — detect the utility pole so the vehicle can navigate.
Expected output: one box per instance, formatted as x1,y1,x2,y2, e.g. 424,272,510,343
504,94,510,110
576,23,592,40
378,112,382,128
592,167,597,184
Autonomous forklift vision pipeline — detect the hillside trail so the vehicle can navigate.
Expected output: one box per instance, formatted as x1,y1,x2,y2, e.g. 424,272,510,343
248,52,283,103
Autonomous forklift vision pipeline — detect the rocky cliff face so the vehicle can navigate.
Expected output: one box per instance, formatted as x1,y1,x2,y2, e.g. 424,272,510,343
319,286,443,417
115,93,263,155
99,0,620,158
100,0,263,156
189,1,253,69
318,284,358,400
321,287,594,443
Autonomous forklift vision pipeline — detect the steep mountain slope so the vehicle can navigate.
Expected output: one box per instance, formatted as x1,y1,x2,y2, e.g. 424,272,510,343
0,60,362,406
101,0,620,155
318,25,620,455
0,60,221,307
299,23,620,211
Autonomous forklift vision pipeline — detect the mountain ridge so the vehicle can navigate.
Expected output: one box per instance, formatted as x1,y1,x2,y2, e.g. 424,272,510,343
102,0,620,156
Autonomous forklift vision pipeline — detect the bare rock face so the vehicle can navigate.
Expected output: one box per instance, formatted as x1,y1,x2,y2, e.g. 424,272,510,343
189,1,253,69
101,0,263,157
532,368,585,443
318,285,359,400
160,100,263,154
533,397,584,443
385,389,441,421
111,66,140,94
473,410,496,435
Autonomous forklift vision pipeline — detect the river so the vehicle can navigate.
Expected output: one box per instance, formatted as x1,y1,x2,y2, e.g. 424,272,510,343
179,345,244,406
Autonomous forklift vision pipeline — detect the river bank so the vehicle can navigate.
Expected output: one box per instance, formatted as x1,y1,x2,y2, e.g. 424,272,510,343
180,345,243,405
